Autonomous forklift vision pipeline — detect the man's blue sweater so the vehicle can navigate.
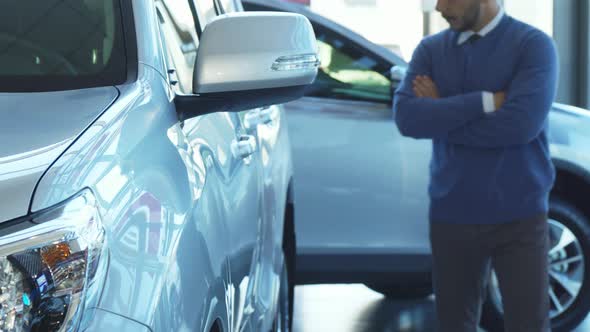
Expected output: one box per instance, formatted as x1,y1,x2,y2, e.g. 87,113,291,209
393,15,558,224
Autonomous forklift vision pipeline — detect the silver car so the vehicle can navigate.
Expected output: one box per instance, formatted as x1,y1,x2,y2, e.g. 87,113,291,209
244,1,590,331
0,1,319,331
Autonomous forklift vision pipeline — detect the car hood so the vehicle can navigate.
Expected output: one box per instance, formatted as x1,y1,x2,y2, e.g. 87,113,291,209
549,103,590,164
0,87,118,223
550,103,590,143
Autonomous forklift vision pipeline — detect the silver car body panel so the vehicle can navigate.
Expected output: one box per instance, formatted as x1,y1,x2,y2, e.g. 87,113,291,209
286,96,431,256
85,309,152,332
549,103,590,169
29,1,295,331
0,87,117,223
133,0,169,79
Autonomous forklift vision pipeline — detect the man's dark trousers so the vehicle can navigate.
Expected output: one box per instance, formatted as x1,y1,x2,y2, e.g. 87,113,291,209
430,214,551,332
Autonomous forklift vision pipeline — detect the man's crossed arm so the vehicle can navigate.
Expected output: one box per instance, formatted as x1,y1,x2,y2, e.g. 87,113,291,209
393,33,558,148
412,75,505,111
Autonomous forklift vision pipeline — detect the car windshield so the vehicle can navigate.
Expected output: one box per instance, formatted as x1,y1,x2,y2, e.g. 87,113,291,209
0,0,127,92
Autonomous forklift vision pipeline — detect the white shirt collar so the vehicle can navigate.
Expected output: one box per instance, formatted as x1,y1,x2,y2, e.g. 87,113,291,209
457,8,505,45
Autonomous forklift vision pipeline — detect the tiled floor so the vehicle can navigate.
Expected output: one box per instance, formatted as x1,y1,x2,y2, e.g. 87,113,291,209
292,284,590,332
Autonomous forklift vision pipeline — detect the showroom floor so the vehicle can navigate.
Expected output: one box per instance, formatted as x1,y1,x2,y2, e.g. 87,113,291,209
292,284,590,332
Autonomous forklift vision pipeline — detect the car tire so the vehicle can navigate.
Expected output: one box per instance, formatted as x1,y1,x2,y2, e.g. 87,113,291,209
481,198,590,332
365,283,433,300
280,203,296,331
272,254,291,332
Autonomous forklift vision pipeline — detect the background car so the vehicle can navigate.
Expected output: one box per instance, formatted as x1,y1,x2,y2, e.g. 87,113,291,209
0,0,318,331
243,0,590,331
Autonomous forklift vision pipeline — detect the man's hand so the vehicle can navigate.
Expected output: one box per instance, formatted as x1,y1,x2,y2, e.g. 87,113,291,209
413,75,440,99
494,92,506,110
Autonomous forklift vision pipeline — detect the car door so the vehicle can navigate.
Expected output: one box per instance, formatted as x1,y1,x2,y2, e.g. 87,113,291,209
213,0,289,321
285,24,432,256
155,1,267,331
200,2,285,329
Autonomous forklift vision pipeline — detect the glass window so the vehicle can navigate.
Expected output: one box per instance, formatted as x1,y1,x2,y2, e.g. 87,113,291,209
216,0,238,14
503,0,553,36
0,0,127,92
309,29,392,103
157,0,200,94
193,0,219,29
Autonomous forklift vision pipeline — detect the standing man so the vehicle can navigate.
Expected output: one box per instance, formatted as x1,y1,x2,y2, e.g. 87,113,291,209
394,0,558,331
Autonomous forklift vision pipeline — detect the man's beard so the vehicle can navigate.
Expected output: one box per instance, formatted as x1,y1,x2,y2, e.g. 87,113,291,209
444,2,482,32
457,2,482,32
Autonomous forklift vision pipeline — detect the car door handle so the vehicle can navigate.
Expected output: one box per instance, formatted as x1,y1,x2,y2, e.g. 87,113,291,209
244,107,277,129
258,106,278,124
231,135,257,160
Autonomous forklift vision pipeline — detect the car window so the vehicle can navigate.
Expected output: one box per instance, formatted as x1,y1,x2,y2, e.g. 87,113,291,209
213,0,225,15
193,0,219,30
308,28,392,103
157,0,200,94
0,0,127,92
215,0,238,13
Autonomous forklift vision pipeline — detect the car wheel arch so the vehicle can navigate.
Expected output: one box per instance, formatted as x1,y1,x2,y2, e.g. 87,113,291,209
281,178,296,331
552,159,590,222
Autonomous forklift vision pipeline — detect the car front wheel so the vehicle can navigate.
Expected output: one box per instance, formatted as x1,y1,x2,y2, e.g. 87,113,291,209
481,198,590,332
273,203,296,332
272,255,291,332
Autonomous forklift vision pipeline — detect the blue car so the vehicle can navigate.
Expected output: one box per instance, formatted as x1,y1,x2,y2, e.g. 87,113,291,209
243,1,590,331
0,0,319,331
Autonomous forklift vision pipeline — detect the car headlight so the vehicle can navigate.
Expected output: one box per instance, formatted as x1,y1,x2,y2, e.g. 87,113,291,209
0,190,107,332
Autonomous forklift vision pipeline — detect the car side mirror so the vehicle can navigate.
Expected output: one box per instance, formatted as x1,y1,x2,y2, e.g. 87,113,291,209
175,12,320,121
390,65,407,83
389,65,408,103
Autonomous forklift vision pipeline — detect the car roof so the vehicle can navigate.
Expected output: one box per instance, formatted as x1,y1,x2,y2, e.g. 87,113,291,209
242,0,407,67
